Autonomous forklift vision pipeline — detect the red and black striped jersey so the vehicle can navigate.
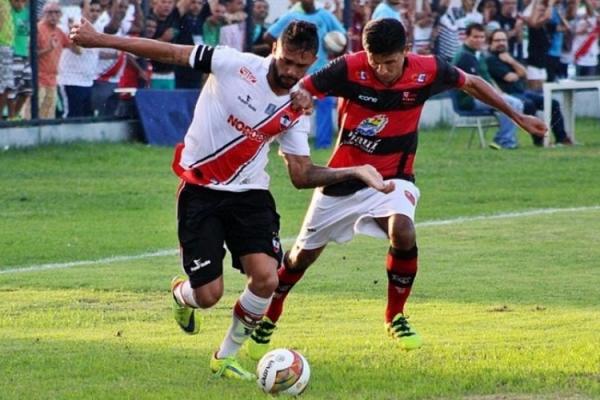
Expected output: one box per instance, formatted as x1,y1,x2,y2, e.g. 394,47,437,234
302,51,466,195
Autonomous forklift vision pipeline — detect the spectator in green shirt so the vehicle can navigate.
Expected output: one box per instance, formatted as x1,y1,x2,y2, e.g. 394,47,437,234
9,0,31,119
0,0,15,118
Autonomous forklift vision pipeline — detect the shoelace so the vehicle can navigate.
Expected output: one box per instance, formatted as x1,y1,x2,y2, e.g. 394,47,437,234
391,316,415,336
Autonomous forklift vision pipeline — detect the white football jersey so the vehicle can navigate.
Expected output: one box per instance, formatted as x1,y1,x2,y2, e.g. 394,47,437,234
174,45,311,192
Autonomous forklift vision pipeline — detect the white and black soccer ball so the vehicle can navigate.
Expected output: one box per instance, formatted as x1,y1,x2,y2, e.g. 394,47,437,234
256,349,310,396
323,31,347,55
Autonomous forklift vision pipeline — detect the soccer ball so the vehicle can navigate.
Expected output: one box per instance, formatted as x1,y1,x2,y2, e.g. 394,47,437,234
256,349,310,396
323,31,347,55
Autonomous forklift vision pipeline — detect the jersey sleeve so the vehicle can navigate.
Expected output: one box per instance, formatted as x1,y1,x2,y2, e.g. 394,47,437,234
429,55,467,96
301,56,348,98
188,45,239,75
276,116,311,156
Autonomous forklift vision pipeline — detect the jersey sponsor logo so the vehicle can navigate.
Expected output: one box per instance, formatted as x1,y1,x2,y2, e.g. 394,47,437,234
239,66,257,84
404,190,416,206
358,94,378,103
343,130,382,153
227,114,268,142
402,91,418,104
413,73,427,83
265,103,277,115
355,114,388,137
357,70,368,80
272,236,281,253
237,94,256,111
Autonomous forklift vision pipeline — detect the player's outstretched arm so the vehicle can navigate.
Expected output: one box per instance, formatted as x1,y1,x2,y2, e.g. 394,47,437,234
460,73,548,137
69,18,194,67
282,153,395,193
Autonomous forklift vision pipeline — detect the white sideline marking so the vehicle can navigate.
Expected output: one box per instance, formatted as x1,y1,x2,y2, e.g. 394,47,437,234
2,206,599,275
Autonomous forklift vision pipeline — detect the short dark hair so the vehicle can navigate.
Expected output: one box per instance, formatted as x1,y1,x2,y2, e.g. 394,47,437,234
281,20,319,55
362,18,406,55
465,23,485,37
488,28,507,44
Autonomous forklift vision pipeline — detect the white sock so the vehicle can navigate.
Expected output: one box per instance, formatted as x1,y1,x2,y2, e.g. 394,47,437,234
216,287,271,359
173,280,199,308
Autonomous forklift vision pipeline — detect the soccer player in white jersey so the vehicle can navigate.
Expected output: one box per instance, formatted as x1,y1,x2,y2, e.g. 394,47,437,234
70,19,394,380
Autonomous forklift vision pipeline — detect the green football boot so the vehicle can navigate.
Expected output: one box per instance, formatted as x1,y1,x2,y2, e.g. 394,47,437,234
170,276,200,335
210,353,256,381
386,313,423,350
248,316,277,361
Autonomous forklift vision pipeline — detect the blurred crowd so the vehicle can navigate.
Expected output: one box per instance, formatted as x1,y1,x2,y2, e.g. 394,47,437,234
0,0,598,120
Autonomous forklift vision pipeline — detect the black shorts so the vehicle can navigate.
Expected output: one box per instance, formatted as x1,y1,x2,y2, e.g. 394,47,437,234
177,184,283,288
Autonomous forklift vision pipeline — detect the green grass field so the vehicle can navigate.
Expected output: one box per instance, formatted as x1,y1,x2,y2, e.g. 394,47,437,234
1,121,599,399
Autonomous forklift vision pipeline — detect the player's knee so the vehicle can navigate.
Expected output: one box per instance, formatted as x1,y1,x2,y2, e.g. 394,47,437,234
193,287,222,309
249,269,279,296
389,219,416,250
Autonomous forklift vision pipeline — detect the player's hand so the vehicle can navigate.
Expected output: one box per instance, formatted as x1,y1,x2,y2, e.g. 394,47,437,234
354,165,395,194
290,89,314,115
516,114,547,137
69,18,101,48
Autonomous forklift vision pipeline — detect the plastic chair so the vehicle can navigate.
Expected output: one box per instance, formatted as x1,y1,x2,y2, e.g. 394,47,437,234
448,90,499,148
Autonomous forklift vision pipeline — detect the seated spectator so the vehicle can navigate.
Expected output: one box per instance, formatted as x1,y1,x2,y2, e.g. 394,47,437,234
453,23,524,149
486,29,573,146
0,0,14,119
37,2,73,119
9,0,31,120
58,0,101,118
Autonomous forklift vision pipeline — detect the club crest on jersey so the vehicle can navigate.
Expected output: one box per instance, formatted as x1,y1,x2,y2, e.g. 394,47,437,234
239,66,257,84
280,114,292,129
355,114,388,137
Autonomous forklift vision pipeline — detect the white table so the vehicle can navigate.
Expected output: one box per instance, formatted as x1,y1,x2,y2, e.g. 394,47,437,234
543,80,600,146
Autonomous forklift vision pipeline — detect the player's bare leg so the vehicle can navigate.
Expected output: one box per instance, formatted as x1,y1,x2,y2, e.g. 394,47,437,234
376,214,423,350
248,246,325,360
211,253,278,380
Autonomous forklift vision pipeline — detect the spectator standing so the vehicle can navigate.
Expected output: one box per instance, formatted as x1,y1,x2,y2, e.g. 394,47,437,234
453,23,524,149
265,0,346,149
546,0,568,82
37,2,72,119
486,29,572,145
9,0,31,120
573,0,599,76
348,0,369,52
92,0,132,116
219,0,247,51
523,0,551,89
149,0,181,89
436,0,482,62
0,0,15,118
494,0,524,60
57,0,101,118
175,0,210,88
250,0,271,56
202,1,226,46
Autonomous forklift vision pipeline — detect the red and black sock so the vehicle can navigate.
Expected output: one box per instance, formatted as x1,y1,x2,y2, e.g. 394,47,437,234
385,245,418,323
265,254,305,323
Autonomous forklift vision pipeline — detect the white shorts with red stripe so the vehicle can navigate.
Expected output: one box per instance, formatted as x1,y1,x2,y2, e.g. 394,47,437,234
295,179,420,250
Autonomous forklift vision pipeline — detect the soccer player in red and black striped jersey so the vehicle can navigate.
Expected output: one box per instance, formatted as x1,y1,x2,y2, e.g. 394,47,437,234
248,18,547,357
